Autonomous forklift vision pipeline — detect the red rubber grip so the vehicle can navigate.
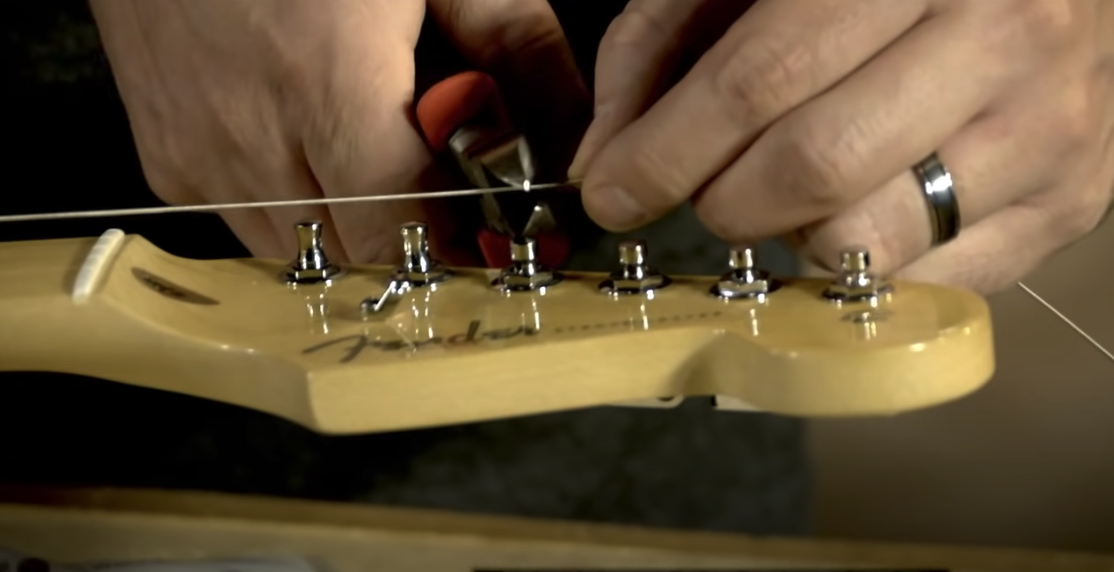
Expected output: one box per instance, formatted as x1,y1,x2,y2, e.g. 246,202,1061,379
418,71,573,269
416,71,511,152
477,228,570,270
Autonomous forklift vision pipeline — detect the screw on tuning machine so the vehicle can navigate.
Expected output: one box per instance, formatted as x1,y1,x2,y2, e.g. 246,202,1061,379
598,239,671,296
493,236,562,292
710,247,780,300
361,222,453,315
822,247,894,303
283,221,345,285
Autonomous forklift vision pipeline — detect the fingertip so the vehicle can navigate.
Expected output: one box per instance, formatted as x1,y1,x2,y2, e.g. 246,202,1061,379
567,104,616,180
580,182,649,231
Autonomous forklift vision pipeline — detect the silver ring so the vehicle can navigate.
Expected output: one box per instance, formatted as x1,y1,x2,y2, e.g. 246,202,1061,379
912,152,961,246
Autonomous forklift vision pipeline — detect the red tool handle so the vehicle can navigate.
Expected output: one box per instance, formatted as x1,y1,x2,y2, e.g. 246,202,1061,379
416,72,570,269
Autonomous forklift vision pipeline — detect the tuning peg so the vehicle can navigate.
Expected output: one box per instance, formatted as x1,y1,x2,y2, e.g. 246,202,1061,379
493,236,562,292
361,222,453,315
823,246,893,303
711,246,779,300
599,239,671,295
283,221,344,285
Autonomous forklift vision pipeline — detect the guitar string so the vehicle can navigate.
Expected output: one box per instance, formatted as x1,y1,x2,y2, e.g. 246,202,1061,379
2,178,1110,365
0,180,579,223
1016,282,1114,364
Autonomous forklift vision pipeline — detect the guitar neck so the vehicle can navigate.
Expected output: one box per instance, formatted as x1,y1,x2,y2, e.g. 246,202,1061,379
0,230,997,435
0,233,314,425
0,234,106,369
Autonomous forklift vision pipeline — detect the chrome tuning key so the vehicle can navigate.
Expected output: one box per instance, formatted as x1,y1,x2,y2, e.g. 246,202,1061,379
823,247,893,303
599,239,671,295
493,236,562,292
361,222,453,315
711,247,780,300
283,221,345,285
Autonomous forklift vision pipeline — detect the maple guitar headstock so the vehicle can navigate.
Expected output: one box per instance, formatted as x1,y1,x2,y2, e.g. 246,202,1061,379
0,221,994,435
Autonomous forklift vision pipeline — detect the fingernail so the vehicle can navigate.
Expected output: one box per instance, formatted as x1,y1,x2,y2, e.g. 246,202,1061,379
568,105,614,180
584,184,646,230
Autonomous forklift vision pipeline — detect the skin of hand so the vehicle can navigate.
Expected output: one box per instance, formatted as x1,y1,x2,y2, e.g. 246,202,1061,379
569,0,1114,294
89,0,588,264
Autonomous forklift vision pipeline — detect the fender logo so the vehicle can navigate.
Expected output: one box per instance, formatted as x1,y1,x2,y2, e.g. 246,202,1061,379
302,320,537,363
132,268,219,305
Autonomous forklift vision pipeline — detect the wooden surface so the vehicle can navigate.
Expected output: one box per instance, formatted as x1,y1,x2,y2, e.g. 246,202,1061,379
0,231,994,434
0,486,1111,571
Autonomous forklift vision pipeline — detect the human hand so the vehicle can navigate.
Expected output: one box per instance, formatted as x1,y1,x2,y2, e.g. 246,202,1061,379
570,0,1114,293
90,0,587,264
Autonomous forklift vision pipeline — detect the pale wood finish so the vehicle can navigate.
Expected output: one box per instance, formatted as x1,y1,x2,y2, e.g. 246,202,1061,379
0,486,1111,571
0,232,994,433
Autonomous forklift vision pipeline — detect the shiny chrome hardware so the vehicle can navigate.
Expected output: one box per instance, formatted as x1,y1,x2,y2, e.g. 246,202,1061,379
283,221,344,285
361,222,453,315
521,201,557,237
710,247,779,300
599,239,671,295
823,247,893,303
493,236,562,292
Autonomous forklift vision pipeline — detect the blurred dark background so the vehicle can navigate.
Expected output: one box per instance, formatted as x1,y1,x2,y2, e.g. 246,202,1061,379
0,0,809,536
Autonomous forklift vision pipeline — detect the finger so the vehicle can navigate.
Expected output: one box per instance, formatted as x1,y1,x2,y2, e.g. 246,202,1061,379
248,137,349,262
897,206,1053,294
695,11,1009,246
428,0,592,180
580,0,927,231
302,11,433,265
893,203,1066,295
793,93,1076,275
568,0,745,179
895,154,1114,295
218,209,285,260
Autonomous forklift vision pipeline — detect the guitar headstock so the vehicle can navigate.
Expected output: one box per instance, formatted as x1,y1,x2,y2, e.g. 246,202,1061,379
0,221,994,435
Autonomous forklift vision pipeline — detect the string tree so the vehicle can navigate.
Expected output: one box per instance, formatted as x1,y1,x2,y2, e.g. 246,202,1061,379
598,239,671,296
283,221,345,286
823,246,893,304
360,222,453,316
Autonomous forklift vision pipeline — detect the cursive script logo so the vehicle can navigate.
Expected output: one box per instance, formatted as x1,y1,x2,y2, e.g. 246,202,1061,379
132,268,219,305
303,320,538,363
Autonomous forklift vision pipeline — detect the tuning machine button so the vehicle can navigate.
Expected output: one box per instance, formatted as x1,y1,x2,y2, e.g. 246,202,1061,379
822,247,893,303
283,221,345,285
493,236,562,292
599,240,671,295
361,222,453,315
711,247,780,300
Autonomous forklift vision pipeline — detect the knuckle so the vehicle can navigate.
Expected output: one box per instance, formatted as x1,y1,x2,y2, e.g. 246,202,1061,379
712,39,812,124
601,3,672,53
1013,0,1079,46
1054,87,1100,154
1056,192,1110,240
776,122,860,205
132,137,196,205
981,0,1079,55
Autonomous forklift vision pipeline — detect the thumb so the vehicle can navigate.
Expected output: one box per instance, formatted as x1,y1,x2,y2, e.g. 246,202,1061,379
426,0,591,182
567,0,755,179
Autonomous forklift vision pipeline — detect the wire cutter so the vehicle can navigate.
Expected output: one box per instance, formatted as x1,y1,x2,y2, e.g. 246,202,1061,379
415,71,571,269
